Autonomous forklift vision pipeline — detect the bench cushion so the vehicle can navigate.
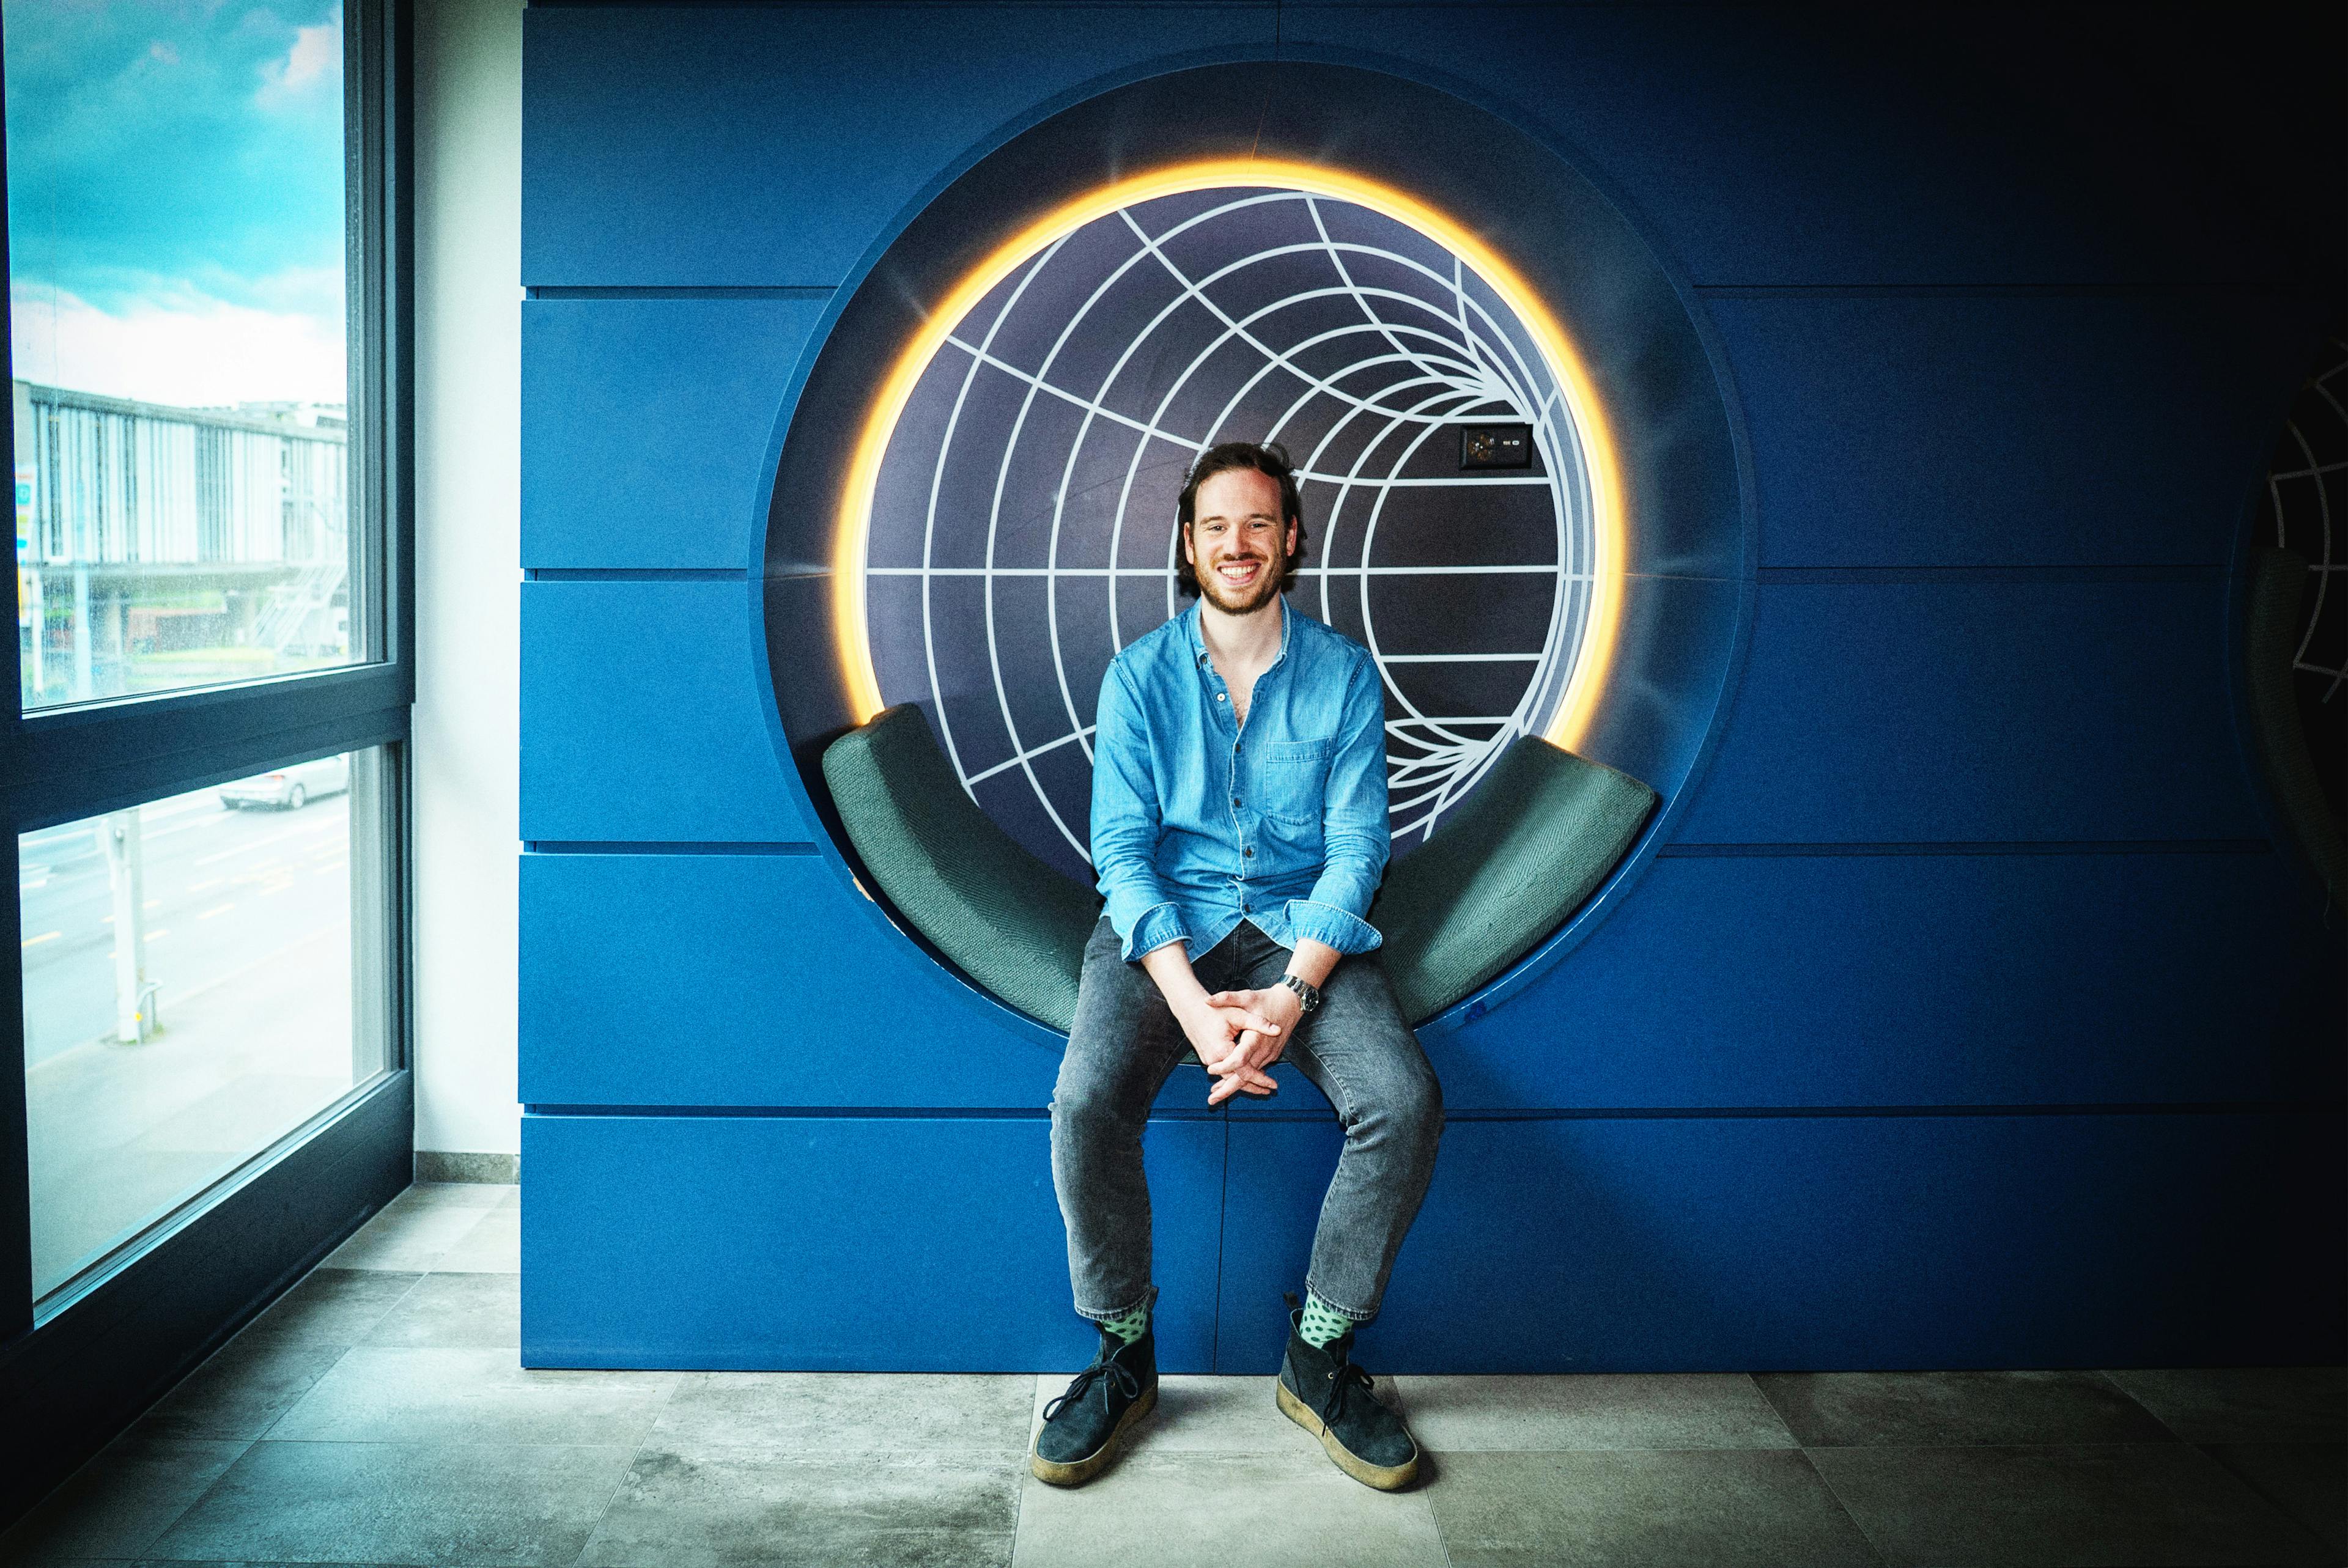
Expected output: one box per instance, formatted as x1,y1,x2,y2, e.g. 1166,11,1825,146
822,705,1101,1031
823,706,1655,1031
1368,738,1658,1021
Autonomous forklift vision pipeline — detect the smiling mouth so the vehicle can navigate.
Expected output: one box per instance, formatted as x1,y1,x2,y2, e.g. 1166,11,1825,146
1214,558,1264,584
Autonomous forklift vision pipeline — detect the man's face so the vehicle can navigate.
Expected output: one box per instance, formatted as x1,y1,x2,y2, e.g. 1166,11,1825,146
1184,467,1295,616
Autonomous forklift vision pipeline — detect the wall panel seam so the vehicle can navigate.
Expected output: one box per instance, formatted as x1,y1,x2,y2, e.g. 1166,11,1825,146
1754,566,2224,583
1699,283,2325,299
523,841,819,855
526,285,836,300
524,568,748,581
520,1102,2346,1121
1657,840,2272,858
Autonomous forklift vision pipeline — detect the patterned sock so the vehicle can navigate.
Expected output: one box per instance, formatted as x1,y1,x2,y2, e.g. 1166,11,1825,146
1299,1290,1353,1348
1100,1300,1150,1345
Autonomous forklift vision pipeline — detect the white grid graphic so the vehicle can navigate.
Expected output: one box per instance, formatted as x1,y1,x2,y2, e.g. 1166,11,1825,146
2267,335,2347,703
865,186,1598,879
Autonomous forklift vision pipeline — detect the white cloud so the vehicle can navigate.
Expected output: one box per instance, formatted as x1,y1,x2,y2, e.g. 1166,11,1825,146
257,12,341,107
10,281,346,409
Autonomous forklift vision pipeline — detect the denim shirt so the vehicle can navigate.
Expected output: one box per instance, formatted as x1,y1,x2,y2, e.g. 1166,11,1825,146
1090,596,1391,963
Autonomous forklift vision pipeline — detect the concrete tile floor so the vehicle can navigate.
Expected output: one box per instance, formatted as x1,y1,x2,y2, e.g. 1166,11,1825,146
2,1182,2341,1567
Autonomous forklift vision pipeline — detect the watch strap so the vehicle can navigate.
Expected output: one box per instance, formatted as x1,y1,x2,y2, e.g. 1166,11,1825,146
1278,973,1321,1014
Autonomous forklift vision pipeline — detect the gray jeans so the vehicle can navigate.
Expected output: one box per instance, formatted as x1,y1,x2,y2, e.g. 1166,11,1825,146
1049,913,1444,1327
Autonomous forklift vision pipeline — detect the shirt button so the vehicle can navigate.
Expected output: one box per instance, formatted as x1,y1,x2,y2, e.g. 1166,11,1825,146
1243,847,1254,858
1216,693,1225,702
1232,798,1242,808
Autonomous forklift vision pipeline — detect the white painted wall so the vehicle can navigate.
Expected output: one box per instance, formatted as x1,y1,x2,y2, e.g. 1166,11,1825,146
411,0,523,1158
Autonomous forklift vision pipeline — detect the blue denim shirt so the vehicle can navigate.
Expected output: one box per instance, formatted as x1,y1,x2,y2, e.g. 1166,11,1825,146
1090,596,1390,963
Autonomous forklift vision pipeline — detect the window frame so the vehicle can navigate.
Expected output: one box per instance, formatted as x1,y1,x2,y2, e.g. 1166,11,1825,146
0,0,415,1521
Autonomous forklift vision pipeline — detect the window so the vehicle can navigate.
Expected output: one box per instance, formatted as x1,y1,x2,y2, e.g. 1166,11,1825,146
6,4,371,710
3,0,409,1324
19,749,396,1301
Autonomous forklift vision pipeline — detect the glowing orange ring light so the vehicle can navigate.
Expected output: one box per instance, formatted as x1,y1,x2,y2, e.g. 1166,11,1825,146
833,158,1624,753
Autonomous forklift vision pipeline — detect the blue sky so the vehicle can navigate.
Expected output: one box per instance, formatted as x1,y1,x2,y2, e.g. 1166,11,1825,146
5,1,345,405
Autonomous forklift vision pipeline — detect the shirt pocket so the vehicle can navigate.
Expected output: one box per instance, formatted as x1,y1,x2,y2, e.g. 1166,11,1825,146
1257,736,1334,826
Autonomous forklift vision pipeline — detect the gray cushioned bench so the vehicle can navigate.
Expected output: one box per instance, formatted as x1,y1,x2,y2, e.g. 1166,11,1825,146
822,704,1658,1032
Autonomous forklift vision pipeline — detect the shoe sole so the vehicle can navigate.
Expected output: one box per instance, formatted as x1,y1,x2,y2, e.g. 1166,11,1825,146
1029,1382,1157,1487
1277,1377,1419,1490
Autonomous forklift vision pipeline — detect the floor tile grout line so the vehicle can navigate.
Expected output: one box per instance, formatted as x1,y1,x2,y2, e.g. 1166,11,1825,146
1009,1437,1032,1565
1738,1369,1808,1449
2087,1366,2207,1448
92,1261,430,1553
2188,1439,2348,1559
1796,1437,2346,1567
1785,1444,1897,1567
79,1430,262,1564
556,1364,702,1568
1425,1453,1460,1568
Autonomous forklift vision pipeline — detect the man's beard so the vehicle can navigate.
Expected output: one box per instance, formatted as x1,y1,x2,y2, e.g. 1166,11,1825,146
1196,553,1283,615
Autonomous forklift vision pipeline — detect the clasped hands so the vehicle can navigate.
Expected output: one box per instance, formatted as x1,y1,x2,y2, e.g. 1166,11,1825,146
1179,985,1302,1107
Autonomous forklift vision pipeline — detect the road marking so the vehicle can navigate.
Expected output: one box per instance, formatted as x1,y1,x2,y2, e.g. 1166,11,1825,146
21,931,59,948
193,820,336,866
198,903,235,920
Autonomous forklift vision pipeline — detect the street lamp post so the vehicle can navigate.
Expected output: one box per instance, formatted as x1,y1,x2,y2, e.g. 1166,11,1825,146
102,809,159,1043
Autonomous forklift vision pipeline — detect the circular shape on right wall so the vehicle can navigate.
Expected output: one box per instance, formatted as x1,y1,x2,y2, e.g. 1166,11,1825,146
2256,331,2347,817
762,60,1754,1021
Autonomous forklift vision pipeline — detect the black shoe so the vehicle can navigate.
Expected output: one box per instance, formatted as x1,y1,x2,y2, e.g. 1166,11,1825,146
1276,1298,1419,1490
1031,1323,1157,1485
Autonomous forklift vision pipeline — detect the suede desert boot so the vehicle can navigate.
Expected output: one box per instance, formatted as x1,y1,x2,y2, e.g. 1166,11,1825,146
1030,1323,1157,1485
1276,1302,1419,1490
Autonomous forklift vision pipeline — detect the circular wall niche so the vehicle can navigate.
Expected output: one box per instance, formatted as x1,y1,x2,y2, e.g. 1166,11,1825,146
764,62,1752,1015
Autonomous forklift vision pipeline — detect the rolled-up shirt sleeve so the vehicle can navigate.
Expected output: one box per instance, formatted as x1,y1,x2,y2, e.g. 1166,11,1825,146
1285,652,1390,955
1091,658,1192,961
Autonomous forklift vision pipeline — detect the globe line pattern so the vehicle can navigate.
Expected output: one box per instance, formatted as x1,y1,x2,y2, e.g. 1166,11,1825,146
866,185,1601,882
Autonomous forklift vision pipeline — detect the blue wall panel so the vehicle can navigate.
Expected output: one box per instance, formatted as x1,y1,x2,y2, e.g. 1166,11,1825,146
521,6,1274,287
520,578,810,843
520,850,1065,1108
522,298,829,570
514,3,2346,1374
1419,850,2346,1113
520,1112,1227,1372
1709,293,2324,568
1279,7,2311,289
1672,578,2262,845
1216,1112,2346,1374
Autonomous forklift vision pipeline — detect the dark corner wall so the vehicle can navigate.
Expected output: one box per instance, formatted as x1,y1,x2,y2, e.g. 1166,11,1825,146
514,3,2346,1374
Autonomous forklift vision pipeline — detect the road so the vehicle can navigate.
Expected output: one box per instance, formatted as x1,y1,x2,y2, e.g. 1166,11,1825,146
19,780,353,1069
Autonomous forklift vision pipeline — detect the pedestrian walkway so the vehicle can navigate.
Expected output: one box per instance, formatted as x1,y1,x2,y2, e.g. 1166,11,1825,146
2,1182,2340,1566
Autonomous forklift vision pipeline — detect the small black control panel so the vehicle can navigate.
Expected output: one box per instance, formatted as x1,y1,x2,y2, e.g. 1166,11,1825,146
1458,423,1532,469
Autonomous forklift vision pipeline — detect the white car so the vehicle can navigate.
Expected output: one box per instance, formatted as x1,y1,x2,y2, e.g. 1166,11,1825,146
219,753,351,811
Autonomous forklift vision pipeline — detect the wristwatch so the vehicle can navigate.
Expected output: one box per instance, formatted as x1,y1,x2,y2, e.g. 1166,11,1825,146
1277,973,1322,1015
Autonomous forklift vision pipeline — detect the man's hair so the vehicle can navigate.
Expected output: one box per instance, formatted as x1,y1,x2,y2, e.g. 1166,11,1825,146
1173,441,1310,599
